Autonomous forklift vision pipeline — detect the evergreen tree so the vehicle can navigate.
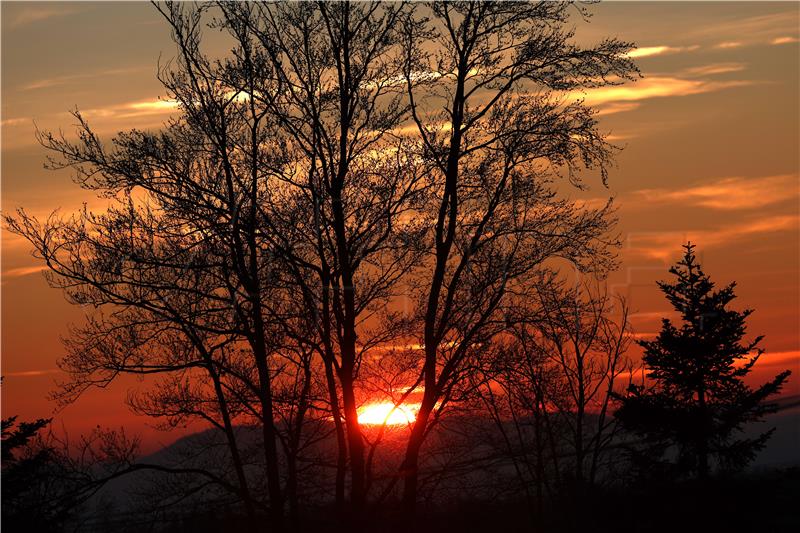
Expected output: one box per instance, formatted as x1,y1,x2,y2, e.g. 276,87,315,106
615,243,791,479
1,416,67,532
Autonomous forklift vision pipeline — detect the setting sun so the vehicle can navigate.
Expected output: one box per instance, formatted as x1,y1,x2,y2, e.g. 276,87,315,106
358,402,419,426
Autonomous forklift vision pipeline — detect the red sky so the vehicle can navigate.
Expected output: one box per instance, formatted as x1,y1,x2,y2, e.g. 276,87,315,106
2,2,799,451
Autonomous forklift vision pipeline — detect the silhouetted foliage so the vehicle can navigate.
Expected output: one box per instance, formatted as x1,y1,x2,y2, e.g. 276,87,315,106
2,416,71,532
2,413,144,532
2,416,58,531
615,243,791,480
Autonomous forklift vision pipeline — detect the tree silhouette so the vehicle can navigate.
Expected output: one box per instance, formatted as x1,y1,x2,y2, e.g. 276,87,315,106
5,1,641,529
615,243,791,480
2,416,67,532
474,275,632,520
2,414,141,532
218,2,427,515
396,1,638,514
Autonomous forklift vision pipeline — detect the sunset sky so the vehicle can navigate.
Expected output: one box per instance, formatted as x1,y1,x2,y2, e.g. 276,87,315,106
2,1,799,451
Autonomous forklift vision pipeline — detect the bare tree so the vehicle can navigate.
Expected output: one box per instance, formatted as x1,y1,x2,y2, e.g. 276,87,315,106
8,0,427,524
7,194,273,530
530,278,632,489
220,1,426,515
6,2,301,527
396,1,638,514
5,1,641,528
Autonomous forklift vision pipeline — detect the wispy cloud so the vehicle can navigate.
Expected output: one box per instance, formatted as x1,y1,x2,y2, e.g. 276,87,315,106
126,100,180,113
756,350,800,368
26,74,91,91
629,311,678,322
683,63,746,77
714,41,743,50
8,6,77,28
629,332,659,340
625,45,699,59
2,97,179,149
574,77,753,108
771,36,799,45
624,214,800,261
634,174,800,211
82,98,180,120
3,369,61,377
2,265,47,280
595,102,641,116
695,11,798,42
693,11,799,50
1,117,29,128
24,67,149,91
572,197,614,211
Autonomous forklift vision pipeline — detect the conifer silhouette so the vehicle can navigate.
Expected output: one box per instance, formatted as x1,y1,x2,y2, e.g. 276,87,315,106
616,243,791,479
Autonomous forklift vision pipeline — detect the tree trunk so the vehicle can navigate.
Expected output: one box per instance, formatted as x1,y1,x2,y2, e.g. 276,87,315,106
697,386,710,480
400,425,424,515
287,362,313,533
209,366,258,533
252,319,284,531
324,358,347,511
339,369,366,513
400,392,435,515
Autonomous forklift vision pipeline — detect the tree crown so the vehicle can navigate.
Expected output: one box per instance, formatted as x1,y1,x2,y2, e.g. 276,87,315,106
640,242,763,398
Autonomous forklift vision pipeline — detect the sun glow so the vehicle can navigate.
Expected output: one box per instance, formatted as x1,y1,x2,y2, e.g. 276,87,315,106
358,402,419,426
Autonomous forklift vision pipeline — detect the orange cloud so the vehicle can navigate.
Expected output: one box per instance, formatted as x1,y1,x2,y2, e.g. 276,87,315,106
595,102,641,116
635,174,800,211
624,214,800,261
714,41,743,49
629,332,660,340
23,67,148,91
571,197,615,211
574,76,752,108
3,265,47,279
2,266,48,285
625,45,699,58
3,369,61,377
629,311,679,321
684,63,746,76
695,11,798,43
7,6,77,28
1,117,29,127
771,36,799,45
83,98,180,120
755,350,800,368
